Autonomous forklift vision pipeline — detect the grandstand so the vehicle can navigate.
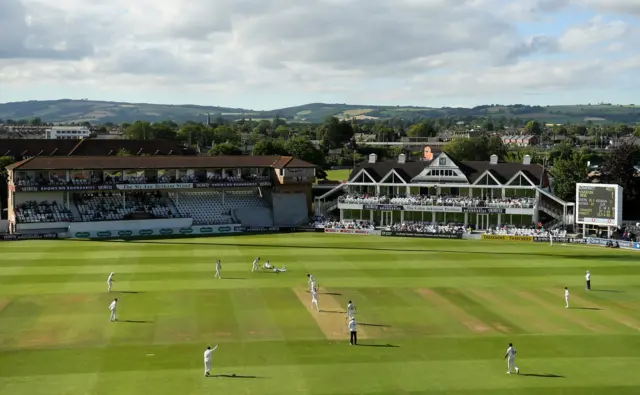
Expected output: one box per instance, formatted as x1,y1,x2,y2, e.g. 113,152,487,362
4,155,316,236
316,152,575,231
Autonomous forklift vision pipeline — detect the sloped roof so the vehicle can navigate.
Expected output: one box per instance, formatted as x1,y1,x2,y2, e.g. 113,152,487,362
0,139,195,158
348,155,546,186
6,155,316,171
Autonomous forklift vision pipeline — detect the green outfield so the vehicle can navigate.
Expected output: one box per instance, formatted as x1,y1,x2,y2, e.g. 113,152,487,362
1,234,640,395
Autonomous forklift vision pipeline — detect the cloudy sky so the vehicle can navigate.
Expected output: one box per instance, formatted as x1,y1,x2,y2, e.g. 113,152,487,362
0,0,638,110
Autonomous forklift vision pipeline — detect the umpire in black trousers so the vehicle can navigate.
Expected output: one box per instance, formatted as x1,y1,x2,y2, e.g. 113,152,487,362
349,318,357,345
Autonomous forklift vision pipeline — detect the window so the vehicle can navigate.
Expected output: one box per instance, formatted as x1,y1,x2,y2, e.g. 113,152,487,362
439,157,447,165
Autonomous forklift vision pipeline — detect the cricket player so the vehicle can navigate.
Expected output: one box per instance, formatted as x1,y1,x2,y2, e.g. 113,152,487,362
109,298,118,322
565,287,570,308
585,270,591,291
346,300,356,321
204,344,219,376
349,318,357,345
273,266,287,273
311,286,320,311
504,343,519,374
549,233,553,246
107,272,114,292
252,257,260,272
215,260,221,279
264,260,273,270
307,273,316,292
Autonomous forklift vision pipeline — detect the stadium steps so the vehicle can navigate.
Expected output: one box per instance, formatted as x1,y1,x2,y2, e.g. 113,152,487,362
69,202,82,222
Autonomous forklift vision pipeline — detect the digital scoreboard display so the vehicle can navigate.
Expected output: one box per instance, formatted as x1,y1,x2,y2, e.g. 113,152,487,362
575,184,621,225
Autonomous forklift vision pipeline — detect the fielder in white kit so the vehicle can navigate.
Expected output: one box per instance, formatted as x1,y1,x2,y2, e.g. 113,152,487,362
307,273,316,292
252,257,260,272
215,260,221,279
107,272,114,292
108,298,118,322
346,300,356,321
204,344,219,376
564,287,570,308
504,343,519,374
311,286,320,311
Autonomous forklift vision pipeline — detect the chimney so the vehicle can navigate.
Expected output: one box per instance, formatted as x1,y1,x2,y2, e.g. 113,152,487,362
489,154,498,164
398,153,406,164
368,153,377,163
523,155,531,165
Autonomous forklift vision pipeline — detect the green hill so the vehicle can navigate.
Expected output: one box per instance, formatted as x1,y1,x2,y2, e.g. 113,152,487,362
1,99,639,124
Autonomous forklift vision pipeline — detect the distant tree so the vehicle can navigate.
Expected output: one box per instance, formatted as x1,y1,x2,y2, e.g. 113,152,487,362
320,117,354,149
116,149,131,156
616,123,632,135
208,143,242,156
444,136,506,161
524,120,542,135
407,121,437,138
28,117,42,126
274,125,291,139
252,139,288,156
551,153,589,202
635,126,640,137
599,142,640,218
284,137,325,167
211,125,240,145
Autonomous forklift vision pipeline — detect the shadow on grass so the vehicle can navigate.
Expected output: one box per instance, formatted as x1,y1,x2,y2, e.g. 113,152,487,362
118,291,141,294
360,323,391,328
521,373,565,378
90,240,640,262
211,374,264,379
121,320,153,323
358,343,399,348
222,277,246,280
571,307,602,311
593,289,624,293
323,292,342,296
320,310,344,314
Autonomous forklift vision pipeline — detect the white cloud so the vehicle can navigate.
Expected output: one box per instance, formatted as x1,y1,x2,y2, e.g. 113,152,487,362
559,17,629,50
0,0,639,107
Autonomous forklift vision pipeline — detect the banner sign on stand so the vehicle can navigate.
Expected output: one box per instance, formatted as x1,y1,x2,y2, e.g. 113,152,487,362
381,231,462,239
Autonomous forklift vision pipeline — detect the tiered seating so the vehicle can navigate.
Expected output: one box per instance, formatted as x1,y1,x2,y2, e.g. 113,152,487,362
489,226,567,237
168,191,269,225
389,221,467,234
321,220,375,230
74,192,172,221
14,201,73,223
340,194,536,208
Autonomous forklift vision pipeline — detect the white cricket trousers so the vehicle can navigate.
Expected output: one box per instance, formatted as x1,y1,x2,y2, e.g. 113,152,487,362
215,269,221,278
110,309,117,321
312,298,319,311
108,281,112,292
204,360,212,375
565,297,569,307
507,358,518,373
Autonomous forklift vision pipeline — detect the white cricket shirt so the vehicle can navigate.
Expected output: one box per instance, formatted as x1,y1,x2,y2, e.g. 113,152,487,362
109,301,117,311
107,273,114,282
204,349,213,361
565,289,570,298
586,273,591,281
506,346,516,359
349,320,357,331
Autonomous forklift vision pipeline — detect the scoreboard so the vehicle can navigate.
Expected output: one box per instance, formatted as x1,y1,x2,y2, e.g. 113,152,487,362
575,183,623,226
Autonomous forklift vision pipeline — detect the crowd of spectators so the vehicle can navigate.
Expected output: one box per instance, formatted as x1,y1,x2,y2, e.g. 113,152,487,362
14,173,270,187
311,218,375,230
387,221,468,234
487,226,568,237
339,194,536,208
14,200,73,223
74,191,174,221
